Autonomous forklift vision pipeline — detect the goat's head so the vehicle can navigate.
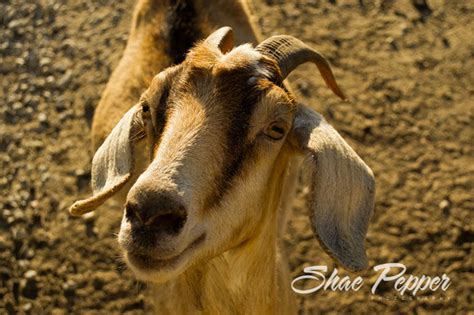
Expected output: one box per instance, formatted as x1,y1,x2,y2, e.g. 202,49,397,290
70,27,375,283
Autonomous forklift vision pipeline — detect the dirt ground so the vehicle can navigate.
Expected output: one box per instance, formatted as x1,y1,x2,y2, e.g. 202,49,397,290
1,0,472,314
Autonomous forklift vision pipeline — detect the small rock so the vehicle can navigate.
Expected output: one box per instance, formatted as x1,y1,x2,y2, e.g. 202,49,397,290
13,209,25,220
43,91,52,99
39,57,52,67
19,83,28,91
58,70,72,89
8,18,29,30
38,113,48,123
439,199,451,215
24,270,37,279
23,302,33,311
25,249,35,259
12,101,23,111
386,36,398,50
18,259,30,269
46,75,55,84
62,279,77,298
15,58,25,66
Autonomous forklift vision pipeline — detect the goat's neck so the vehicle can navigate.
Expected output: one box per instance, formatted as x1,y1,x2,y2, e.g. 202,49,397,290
131,0,260,56
152,157,299,314
152,215,295,315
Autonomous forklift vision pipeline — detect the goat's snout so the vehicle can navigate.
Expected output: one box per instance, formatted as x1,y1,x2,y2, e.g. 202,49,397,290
125,190,187,235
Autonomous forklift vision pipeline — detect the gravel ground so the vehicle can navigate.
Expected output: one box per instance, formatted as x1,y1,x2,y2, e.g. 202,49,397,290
1,0,472,314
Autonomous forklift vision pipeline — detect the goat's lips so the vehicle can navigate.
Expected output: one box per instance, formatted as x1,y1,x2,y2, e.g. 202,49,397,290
127,252,179,270
126,233,206,271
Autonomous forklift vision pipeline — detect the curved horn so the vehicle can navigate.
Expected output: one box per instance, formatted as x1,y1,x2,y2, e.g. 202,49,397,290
256,35,346,100
204,26,234,54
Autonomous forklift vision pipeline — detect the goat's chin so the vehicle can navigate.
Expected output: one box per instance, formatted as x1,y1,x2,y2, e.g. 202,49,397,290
125,252,189,284
123,232,207,284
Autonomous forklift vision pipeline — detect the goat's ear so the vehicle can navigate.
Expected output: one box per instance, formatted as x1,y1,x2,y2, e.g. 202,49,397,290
69,105,145,216
204,26,234,53
289,104,375,271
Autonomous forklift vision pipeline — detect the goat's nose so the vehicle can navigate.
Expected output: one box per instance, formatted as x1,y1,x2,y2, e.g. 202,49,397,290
125,192,187,235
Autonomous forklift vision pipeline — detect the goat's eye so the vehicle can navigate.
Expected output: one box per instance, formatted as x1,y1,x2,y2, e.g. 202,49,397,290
264,121,287,141
141,102,151,119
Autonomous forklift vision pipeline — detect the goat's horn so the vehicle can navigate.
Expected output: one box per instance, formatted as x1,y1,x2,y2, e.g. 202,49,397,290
256,35,346,100
205,26,234,54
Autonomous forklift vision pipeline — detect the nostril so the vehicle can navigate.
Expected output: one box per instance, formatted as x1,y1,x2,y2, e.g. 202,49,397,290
125,192,187,233
125,203,143,225
149,212,187,235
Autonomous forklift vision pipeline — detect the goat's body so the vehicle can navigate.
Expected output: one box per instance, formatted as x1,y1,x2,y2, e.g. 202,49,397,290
92,1,299,313
77,1,376,313
92,0,261,149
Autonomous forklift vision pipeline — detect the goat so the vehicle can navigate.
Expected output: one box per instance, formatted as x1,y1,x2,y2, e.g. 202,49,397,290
70,1,375,314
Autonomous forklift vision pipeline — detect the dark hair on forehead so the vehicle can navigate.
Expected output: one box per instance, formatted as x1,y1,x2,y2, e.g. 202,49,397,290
200,67,275,209
152,51,285,209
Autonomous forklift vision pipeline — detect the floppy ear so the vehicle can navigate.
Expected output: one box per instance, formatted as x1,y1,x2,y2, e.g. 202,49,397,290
69,105,146,216
289,104,375,271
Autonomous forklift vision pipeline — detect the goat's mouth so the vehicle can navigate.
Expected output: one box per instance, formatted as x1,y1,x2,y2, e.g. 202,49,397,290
126,233,206,271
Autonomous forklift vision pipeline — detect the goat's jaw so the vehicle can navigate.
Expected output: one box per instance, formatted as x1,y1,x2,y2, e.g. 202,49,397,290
123,233,206,283
118,212,207,283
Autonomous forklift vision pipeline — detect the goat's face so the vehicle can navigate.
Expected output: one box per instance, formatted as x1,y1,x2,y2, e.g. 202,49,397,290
70,28,376,283
119,43,297,281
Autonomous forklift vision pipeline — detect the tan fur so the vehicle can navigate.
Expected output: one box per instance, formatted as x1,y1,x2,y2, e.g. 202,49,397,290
72,1,375,314
89,0,263,213
92,0,261,150
90,2,296,313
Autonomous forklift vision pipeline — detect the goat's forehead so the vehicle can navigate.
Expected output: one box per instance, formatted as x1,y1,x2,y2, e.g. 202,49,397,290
185,43,268,76
145,44,272,96
144,43,282,119
218,44,262,66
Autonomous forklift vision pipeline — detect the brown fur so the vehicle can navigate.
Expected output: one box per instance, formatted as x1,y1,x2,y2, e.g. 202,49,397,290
90,1,295,313
74,1,375,314
103,38,299,313
92,0,261,150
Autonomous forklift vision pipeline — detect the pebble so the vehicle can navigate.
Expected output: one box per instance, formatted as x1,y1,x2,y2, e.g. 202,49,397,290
38,113,47,123
23,303,32,311
12,102,23,110
439,199,451,213
58,70,73,89
13,209,25,220
39,57,52,66
15,57,25,66
62,279,77,298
